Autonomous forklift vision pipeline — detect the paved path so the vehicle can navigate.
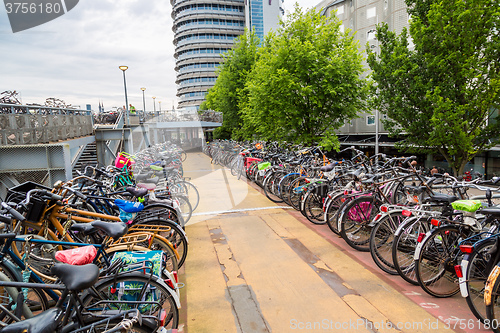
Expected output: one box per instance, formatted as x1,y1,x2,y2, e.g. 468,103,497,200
179,152,483,333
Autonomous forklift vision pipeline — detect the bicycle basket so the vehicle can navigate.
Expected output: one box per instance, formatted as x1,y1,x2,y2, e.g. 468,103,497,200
109,251,163,312
115,152,135,170
5,181,51,203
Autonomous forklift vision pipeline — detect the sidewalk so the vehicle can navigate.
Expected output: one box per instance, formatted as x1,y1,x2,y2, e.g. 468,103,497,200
180,152,468,333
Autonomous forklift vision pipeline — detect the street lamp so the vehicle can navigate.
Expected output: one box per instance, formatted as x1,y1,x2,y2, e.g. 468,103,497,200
140,87,146,120
152,96,156,116
119,66,129,126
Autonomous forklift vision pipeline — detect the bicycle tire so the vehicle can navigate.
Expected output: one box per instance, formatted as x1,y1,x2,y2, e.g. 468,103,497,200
81,317,156,333
172,181,200,212
324,190,346,235
369,211,406,275
338,196,377,252
288,177,308,211
263,172,284,203
415,224,468,297
302,191,326,225
485,264,500,332
278,173,300,205
82,272,179,330
0,261,48,323
392,216,431,285
462,237,496,322
131,218,188,268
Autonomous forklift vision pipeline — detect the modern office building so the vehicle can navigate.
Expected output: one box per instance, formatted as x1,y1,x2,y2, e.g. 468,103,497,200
245,0,284,43
171,0,283,110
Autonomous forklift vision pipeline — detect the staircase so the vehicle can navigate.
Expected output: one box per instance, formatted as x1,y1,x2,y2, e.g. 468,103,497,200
72,142,98,178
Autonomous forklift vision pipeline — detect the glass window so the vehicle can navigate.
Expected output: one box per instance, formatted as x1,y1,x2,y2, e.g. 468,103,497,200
367,7,376,19
366,115,375,125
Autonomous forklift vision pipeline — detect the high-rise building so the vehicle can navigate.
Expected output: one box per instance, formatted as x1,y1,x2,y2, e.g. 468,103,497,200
245,0,284,44
314,0,409,61
172,0,283,110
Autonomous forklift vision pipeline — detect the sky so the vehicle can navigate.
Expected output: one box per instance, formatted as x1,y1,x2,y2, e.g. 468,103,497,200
0,0,316,111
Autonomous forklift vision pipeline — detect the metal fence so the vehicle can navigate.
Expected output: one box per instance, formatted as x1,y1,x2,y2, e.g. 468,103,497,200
0,144,71,200
0,103,93,145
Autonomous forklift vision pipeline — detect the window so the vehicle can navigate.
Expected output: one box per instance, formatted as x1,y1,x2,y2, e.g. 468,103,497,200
336,5,344,15
339,25,345,33
366,115,375,125
367,7,376,19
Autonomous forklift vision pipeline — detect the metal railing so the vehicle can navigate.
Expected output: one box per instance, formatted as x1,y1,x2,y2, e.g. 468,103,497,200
0,103,93,145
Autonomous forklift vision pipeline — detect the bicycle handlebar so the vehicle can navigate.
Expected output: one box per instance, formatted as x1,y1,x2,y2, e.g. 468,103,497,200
0,202,25,222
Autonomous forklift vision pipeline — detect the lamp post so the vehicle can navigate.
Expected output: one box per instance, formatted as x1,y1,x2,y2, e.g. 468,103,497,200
119,66,129,126
140,87,146,120
152,96,156,116
159,101,162,121
367,28,379,159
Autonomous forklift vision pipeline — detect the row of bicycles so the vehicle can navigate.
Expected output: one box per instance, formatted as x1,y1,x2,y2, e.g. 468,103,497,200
0,143,198,332
207,140,500,332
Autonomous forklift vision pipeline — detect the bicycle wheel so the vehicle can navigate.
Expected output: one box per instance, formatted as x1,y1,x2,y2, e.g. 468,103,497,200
369,211,407,275
82,272,179,330
415,224,468,297
135,203,182,227
0,261,48,323
324,190,346,235
174,181,200,211
392,216,432,285
131,218,188,268
278,173,300,205
462,237,496,323
302,191,326,225
81,318,156,333
263,172,284,203
338,196,377,252
485,263,500,332
288,177,308,211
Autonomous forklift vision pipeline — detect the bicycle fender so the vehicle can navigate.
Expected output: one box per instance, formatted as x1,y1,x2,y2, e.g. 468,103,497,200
413,230,433,260
151,275,182,309
459,257,469,297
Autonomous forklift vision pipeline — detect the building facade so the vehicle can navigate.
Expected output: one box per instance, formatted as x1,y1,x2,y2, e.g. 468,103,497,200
314,0,500,177
172,0,283,110
245,0,284,43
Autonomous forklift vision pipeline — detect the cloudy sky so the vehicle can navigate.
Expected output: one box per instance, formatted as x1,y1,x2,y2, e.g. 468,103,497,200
0,0,316,111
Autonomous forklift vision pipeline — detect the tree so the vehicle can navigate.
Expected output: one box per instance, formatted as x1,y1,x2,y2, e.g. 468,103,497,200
240,6,369,149
200,30,259,140
367,0,500,176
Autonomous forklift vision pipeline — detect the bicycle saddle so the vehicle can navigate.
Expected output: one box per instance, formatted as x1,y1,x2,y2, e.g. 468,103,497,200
320,163,338,172
0,307,62,333
423,193,458,204
91,220,128,240
126,186,148,198
51,263,99,291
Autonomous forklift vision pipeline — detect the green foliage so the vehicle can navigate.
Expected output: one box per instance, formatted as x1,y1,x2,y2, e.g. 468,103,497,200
368,0,500,175
201,30,260,140
240,6,369,150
